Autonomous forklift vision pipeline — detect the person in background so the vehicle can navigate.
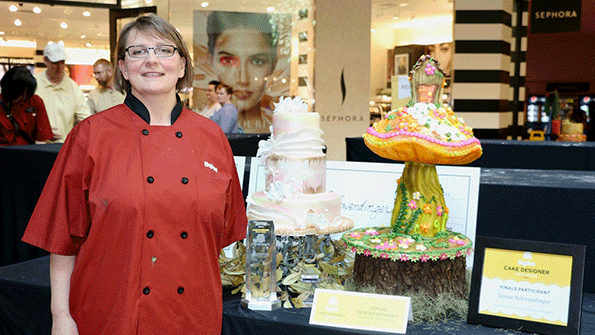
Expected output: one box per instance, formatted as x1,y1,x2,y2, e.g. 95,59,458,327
207,11,279,133
34,43,92,142
87,58,125,114
568,100,589,133
1,66,53,145
199,80,221,118
211,83,240,134
22,14,247,335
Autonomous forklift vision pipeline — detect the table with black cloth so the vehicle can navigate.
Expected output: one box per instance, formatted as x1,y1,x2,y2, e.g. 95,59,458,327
3,255,595,335
346,137,595,171
0,144,62,267
0,135,267,268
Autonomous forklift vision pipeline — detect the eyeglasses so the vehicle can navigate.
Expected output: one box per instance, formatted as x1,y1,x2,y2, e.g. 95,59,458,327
125,45,178,59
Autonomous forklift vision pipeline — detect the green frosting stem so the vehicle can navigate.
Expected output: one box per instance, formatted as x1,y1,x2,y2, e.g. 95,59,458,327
391,162,447,237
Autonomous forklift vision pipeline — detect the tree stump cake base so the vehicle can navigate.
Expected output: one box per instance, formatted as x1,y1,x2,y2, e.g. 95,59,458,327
353,253,466,298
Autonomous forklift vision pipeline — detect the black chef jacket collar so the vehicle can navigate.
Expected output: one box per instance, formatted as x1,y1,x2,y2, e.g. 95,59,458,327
124,92,183,125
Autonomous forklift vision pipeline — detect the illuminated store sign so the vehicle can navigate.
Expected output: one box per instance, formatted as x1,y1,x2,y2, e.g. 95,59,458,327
530,0,581,34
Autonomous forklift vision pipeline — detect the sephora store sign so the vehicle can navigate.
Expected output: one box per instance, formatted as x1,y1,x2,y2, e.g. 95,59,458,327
530,0,581,34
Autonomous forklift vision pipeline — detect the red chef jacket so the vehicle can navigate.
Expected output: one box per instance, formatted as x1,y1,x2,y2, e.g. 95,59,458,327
0,94,53,145
22,93,247,334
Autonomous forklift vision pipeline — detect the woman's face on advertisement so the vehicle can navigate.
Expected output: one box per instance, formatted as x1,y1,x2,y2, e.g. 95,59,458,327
428,43,452,75
212,29,276,112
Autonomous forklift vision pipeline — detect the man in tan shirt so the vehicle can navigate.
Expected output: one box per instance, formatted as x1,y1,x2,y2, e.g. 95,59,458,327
35,43,92,142
87,58,125,114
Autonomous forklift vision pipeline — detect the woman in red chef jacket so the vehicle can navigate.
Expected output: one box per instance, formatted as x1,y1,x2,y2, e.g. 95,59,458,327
0,66,53,145
22,14,247,335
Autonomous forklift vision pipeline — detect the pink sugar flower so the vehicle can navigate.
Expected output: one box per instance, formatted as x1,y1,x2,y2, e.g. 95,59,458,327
424,64,436,75
350,232,362,239
456,251,463,257
420,254,430,262
375,244,385,250
364,229,379,236
437,206,444,216
399,254,409,261
364,249,371,256
439,253,447,260
407,200,417,210
467,248,474,255
351,247,357,253
381,253,389,259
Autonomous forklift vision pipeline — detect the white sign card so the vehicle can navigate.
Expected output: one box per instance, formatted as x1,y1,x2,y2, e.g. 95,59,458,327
233,156,246,187
247,159,481,267
309,288,411,333
222,156,247,258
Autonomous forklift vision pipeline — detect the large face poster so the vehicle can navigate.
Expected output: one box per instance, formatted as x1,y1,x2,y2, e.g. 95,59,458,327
426,42,453,77
193,11,291,133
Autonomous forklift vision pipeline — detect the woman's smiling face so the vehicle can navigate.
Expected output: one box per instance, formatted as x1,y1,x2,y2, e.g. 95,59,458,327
118,29,185,99
212,29,276,112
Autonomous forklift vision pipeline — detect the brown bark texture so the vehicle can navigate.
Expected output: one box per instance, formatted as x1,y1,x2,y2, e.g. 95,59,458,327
353,253,466,298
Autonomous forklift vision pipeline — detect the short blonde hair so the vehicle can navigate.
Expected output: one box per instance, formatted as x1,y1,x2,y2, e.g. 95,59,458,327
114,14,194,94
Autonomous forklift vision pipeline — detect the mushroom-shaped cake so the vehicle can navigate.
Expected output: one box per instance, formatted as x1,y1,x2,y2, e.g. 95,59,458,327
363,54,482,238
342,55,482,298
364,55,482,166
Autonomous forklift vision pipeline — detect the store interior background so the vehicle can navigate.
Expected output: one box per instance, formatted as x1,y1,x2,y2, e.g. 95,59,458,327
1,0,594,159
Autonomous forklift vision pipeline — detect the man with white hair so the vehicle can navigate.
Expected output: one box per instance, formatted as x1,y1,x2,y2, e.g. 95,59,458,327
87,58,125,114
35,43,92,142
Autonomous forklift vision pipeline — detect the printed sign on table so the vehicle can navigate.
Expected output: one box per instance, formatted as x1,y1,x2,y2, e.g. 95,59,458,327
222,156,246,258
309,289,411,334
247,159,480,266
479,248,572,325
468,237,585,335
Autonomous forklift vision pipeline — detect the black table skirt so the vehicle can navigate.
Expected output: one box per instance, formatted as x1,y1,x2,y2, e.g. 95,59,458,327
0,135,266,267
346,137,595,171
3,141,595,292
0,144,62,268
3,255,595,335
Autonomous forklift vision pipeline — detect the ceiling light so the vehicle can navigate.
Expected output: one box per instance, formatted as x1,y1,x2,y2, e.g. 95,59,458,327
14,19,22,27
145,0,153,4
0,31,4,35
33,6,41,14
83,11,91,17
58,41,64,46
266,6,275,12
399,3,409,7
201,2,209,7
60,22,68,29
9,5,18,12
80,34,86,39
392,16,399,20
85,42,92,47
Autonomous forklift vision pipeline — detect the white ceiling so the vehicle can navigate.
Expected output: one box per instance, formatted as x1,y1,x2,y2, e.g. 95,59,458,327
0,0,453,50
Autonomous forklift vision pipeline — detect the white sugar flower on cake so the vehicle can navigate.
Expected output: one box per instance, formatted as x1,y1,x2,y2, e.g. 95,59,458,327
273,96,308,114
256,137,273,162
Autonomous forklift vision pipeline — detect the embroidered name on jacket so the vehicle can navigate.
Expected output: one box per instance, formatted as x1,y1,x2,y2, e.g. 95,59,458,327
204,161,218,173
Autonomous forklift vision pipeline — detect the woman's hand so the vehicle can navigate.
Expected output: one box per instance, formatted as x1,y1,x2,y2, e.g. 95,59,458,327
51,313,79,335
